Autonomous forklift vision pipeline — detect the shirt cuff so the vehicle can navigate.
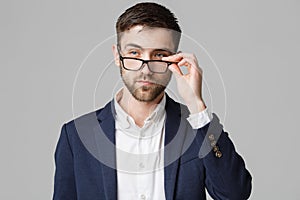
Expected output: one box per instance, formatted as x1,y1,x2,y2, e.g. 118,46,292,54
186,108,212,129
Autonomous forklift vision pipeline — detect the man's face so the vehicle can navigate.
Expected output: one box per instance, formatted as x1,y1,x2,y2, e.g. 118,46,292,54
113,26,177,102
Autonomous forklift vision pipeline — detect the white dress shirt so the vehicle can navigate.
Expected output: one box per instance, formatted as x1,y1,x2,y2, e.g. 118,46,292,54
114,88,211,200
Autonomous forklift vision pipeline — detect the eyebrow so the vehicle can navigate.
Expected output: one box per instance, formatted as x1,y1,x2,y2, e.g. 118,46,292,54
124,43,142,49
123,43,175,54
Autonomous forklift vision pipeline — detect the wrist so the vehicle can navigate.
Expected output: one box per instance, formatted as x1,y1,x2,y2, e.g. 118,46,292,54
186,98,206,114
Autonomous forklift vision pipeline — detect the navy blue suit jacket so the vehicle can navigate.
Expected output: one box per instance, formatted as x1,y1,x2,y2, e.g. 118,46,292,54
53,95,252,200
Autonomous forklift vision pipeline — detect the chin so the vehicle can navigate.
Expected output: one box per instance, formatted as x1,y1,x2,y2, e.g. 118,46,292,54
132,86,165,102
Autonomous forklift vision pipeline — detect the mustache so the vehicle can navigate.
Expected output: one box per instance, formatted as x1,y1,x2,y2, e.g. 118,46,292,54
136,75,156,82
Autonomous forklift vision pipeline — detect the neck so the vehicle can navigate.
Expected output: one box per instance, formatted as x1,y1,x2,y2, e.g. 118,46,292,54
118,87,164,127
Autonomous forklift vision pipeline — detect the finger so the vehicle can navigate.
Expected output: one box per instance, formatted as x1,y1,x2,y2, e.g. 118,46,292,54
177,57,202,74
162,53,184,62
177,58,192,68
163,52,197,64
170,52,196,60
168,63,183,76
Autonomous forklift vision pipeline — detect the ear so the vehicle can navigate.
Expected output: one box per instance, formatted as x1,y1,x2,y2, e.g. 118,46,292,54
112,44,121,67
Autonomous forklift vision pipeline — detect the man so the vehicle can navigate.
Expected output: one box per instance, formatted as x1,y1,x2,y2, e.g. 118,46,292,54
53,2,252,200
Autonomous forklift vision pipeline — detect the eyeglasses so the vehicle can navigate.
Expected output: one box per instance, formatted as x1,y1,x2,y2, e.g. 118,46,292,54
117,48,178,74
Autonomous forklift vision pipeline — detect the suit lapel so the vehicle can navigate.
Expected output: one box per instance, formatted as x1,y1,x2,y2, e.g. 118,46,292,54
164,95,186,200
96,101,118,200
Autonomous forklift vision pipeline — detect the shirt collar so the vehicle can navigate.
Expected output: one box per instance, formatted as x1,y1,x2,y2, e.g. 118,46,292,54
114,88,166,130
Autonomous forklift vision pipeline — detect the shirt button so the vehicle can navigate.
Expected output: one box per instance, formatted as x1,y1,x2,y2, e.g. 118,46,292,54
140,194,146,199
141,132,145,137
139,162,145,169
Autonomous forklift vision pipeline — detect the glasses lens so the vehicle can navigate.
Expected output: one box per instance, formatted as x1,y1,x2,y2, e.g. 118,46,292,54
122,58,169,73
148,61,168,73
123,58,143,70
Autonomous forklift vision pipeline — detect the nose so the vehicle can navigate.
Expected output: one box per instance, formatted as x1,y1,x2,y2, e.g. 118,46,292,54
140,62,153,75
140,53,153,74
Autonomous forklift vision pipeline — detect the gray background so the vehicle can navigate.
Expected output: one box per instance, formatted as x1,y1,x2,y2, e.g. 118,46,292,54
1,0,299,199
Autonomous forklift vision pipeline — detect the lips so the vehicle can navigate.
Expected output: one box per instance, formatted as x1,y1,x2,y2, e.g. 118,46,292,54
136,80,155,85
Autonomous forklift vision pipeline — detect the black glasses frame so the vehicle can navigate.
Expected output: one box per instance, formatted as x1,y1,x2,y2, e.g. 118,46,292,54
117,47,178,74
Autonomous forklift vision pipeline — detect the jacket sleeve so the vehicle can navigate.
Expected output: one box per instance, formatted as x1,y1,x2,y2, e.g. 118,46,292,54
195,113,252,200
53,123,77,200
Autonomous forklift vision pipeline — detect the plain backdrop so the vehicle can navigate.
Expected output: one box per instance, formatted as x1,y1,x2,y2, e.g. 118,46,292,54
1,0,299,199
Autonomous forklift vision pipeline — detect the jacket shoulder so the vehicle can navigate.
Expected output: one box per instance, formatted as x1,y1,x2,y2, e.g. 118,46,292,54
62,100,112,134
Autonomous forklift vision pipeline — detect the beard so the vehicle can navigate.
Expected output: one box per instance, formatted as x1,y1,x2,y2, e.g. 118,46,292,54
120,68,171,102
131,84,166,102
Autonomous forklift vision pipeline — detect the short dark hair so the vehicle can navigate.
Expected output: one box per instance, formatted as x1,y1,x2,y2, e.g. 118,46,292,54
116,2,181,48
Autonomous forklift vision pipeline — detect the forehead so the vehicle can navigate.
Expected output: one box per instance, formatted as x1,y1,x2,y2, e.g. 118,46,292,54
119,26,177,52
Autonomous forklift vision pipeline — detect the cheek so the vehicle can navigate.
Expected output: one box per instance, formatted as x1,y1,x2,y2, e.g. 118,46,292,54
121,69,136,82
155,73,172,86
161,71,172,81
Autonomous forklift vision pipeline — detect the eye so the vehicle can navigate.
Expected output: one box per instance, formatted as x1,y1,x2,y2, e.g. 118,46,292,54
129,50,139,56
154,53,167,58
